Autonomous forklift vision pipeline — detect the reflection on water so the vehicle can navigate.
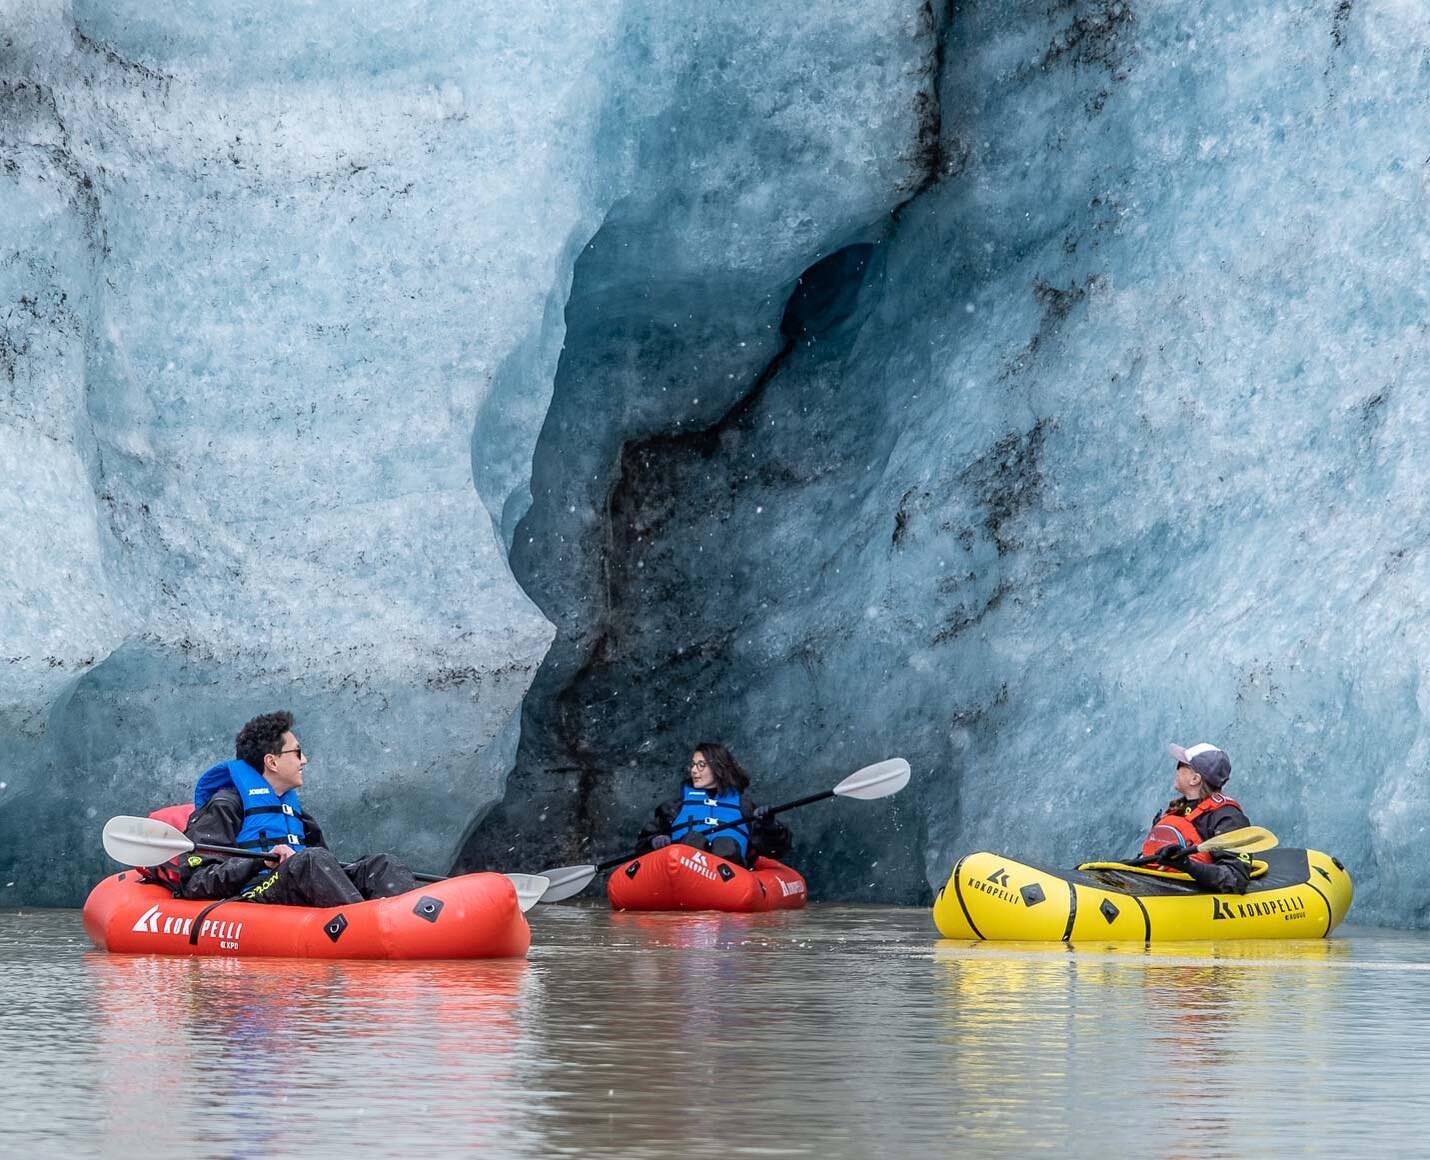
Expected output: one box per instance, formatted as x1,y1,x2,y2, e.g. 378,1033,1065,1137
933,938,1365,1155
5,906,1430,1157
87,955,539,1156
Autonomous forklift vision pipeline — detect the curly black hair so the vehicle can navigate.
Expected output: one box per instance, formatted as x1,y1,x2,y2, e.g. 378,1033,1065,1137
692,742,750,793
236,710,295,773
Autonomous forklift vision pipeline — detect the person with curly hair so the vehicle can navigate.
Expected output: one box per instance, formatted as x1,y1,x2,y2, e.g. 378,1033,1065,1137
636,742,792,867
178,710,418,907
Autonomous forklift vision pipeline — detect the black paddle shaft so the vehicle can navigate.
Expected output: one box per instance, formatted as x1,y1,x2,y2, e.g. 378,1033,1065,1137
1121,845,1190,868
592,788,836,871
191,840,444,883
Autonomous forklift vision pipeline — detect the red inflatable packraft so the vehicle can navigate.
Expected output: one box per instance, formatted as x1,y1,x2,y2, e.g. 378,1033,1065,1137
82,870,531,960
606,844,808,912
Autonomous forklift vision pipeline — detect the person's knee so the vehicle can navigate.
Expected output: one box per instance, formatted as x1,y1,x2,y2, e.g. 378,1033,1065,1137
289,847,341,872
359,852,416,898
366,852,414,879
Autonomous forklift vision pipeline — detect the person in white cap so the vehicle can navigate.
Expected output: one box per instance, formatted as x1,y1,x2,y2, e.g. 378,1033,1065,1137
1139,742,1252,893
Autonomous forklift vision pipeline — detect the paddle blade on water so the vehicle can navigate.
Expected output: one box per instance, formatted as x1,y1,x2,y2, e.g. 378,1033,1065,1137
503,874,552,913
537,865,599,903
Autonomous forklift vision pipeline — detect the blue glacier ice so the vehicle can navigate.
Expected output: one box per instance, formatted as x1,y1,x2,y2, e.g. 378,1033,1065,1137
3,0,1428,923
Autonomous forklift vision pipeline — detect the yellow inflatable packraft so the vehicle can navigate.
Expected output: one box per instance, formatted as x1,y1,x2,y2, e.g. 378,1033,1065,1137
933,847,1352,942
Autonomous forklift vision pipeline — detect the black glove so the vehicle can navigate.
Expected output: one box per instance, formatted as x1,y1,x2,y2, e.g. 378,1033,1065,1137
752,806,772,822
1155,844,1191,865
650,834,672,849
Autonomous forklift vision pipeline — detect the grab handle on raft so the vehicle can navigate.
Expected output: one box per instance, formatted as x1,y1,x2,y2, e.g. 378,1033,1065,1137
535,757,912,903
100,815,549,912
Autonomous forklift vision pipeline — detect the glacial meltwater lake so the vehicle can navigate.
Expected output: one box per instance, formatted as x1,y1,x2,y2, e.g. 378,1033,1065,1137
4,904,1429,1158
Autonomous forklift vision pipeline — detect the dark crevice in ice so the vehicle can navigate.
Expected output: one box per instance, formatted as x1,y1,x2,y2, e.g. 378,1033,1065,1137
904,0,952,197
1039,0,1136,75
71,24,172,88
457,12,953,897
1331,1,1354,50
456,241,886,880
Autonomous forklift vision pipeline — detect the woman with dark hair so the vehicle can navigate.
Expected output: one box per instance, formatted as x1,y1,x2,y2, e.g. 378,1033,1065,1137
636,743,792,867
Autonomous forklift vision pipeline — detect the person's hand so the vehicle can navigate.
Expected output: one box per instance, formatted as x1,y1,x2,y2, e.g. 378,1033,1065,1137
752,806,772,822
1156,844,1190,865
267,844,297,864
650,835,671,849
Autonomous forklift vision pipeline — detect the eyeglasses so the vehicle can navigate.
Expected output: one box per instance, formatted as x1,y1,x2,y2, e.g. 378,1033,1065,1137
690,759,709,770
279,747,304,760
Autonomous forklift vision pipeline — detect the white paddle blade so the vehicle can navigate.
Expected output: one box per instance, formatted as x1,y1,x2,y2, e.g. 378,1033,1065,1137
537,864,599,903
503,873,551,914
833,758,911,801
102,815,193,868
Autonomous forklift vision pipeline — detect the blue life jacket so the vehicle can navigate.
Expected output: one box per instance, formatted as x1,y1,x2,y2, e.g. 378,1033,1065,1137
193,759,306,868
670,784,748,857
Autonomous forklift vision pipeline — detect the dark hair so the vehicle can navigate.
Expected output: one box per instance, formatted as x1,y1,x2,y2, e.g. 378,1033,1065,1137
236,710,294,773
692,742,749,793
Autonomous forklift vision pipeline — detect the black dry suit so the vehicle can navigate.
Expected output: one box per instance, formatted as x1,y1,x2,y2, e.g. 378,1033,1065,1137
179,763,416,908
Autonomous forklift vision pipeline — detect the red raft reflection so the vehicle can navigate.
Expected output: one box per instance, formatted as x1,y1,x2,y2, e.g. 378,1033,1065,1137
89,953,537,1155
82,870,531,959
607,844,808,912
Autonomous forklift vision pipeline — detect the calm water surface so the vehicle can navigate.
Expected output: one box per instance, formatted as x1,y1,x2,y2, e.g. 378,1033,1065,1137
3,904,1429,1158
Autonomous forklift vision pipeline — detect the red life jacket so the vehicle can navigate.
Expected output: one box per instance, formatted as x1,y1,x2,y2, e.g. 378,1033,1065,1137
134,803,195,894
1141,794,1243,865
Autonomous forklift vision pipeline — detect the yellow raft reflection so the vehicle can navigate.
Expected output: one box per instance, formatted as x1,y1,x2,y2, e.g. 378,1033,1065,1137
933,848,1352,941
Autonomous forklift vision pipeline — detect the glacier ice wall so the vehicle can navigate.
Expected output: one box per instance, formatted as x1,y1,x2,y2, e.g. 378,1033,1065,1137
464,0,1430,923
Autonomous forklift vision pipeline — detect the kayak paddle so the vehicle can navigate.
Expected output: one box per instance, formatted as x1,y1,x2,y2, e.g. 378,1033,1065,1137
100,815,550,913
1098,825,1279,870
537,756,912,903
